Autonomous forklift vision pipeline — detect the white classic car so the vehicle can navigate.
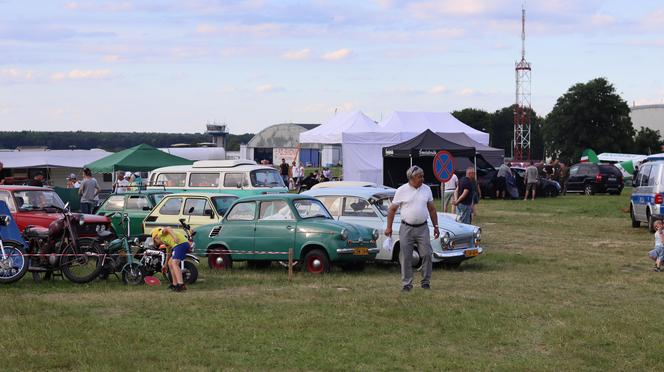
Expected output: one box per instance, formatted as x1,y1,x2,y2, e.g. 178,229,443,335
303,187,483,267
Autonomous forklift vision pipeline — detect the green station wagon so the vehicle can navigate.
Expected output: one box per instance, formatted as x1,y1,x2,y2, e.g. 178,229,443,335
193,194,380,273
96,190,170,237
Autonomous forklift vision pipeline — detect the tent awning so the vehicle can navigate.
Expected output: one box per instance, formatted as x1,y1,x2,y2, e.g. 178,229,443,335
379,111,490,145
85,144,192,173
0,149,111,169
299,110,378,144
382,130,475,158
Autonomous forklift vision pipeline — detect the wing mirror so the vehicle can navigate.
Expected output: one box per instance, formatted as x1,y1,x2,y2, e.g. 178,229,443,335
0,215,10,226
142,206,151,211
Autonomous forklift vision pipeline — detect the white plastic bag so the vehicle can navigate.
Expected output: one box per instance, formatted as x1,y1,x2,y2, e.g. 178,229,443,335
382,237,393,253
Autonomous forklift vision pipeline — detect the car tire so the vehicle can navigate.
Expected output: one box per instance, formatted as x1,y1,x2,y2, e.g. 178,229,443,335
544,186,557,198
208,248,232,270
303,249,330,274
393,243,422,268
648,210,656,233
583,183,594,195
631,205,641,228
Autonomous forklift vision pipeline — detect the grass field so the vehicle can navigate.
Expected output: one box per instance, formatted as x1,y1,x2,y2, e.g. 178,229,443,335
3,190,663,371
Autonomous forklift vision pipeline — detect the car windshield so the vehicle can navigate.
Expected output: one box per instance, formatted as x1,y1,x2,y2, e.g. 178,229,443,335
293,199,332,219
373,197,394,217
250,169,285,188
151,193,170,204
14,190,66,211
211,195,239,216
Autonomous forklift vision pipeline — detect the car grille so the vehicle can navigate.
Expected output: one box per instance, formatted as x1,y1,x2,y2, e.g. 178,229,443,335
208,226,222,237
451,237,474,250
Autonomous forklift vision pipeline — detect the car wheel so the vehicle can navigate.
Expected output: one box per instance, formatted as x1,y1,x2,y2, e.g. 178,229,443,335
648,210,656,233
208,248,232,270
544,186,556,197
583,184,594,195
631,205,641,228
303,249,330,274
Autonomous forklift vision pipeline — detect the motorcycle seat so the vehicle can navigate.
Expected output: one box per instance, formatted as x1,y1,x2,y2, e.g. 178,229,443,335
24,225,49,239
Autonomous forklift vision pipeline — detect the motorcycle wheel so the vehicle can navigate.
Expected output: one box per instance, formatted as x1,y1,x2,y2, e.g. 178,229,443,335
0,242,28,284
61,238,103,284
167,260,198,285
121,263,145,285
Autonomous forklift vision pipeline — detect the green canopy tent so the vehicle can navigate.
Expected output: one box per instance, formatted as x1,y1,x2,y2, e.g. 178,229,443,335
85,144,193,176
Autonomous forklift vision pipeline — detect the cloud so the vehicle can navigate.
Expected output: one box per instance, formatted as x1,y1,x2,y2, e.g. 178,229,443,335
458,88,477,96
196,24,219,35
1,68,36,82
51,69,112,81
590,13,615,27
102,54,121,62
65,1,135,12
256,84,285,93
282,48,312,60
407,0,494,18
428,85,447,95
222,23,282,37
642,9,664,29
323,48,352,61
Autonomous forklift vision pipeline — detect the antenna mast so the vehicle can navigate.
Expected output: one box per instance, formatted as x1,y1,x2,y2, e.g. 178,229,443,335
514,5,532,161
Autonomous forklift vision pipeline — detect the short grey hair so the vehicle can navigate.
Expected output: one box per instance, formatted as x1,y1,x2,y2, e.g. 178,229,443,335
406,165,424,179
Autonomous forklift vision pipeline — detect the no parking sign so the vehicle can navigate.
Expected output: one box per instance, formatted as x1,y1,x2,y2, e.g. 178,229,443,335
433,150,455,183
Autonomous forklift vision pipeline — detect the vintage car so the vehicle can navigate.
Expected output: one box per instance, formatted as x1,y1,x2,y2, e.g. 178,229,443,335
193,194,379,273
0,186,112,237
143,193,238,236
303,187,483,267
96,190,171,237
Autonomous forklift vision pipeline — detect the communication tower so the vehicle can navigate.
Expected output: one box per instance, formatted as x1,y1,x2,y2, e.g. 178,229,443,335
514,6,532,161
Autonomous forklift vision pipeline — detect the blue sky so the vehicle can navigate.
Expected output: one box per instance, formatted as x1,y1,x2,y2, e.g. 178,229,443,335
1,0,663,134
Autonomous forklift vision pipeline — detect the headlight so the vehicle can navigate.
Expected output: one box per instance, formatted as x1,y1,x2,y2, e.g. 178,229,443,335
473,228,482,240
372,229,379,241
340,228,349,241
79,216,85,226
441,232,451,247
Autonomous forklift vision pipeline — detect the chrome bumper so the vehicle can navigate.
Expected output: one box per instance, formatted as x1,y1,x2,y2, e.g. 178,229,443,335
337,247,380,254
433,246,483,260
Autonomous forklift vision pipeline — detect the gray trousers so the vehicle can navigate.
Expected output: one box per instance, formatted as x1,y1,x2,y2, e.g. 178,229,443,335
399,222,433,287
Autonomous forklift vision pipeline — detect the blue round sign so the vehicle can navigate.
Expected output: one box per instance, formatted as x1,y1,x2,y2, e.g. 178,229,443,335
433,150,455,183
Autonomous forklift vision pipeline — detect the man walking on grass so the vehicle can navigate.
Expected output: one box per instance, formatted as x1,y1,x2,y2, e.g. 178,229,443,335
524,161,539,200
385,165,440,292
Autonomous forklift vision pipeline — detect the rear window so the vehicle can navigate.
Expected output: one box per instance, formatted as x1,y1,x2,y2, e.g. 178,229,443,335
155,173,186,187
158,197,183,215
250,169,284,188
102,195,125,211
189,173,220,187
599,165,620,176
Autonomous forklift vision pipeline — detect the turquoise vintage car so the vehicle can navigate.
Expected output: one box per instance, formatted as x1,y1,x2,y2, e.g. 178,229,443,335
193,194,380,273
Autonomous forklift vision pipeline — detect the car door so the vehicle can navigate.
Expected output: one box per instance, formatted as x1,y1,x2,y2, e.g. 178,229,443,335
339,196,379,228
254,200,295,260
316,196,343,220
182,197,218,230
124,194,151,236
143,196,184,234
221,201,257,261
98,194,125,235
634,165,652,219
567,164,584,192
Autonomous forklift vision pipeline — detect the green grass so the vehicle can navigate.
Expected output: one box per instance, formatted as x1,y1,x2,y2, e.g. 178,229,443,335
3,190,664,371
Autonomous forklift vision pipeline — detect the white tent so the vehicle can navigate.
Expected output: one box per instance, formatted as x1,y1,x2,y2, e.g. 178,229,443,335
379,111,490,145
299,110,378,144
0,149,111,168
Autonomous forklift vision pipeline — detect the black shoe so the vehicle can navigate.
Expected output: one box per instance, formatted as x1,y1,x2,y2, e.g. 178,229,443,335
178,284,187,292
168,284,176,290
421,284,431,290
401,285,412,292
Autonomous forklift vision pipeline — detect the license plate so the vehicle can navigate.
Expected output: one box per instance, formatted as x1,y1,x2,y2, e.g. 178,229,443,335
353,247,369,256
608,177,616,181
464,249,479,257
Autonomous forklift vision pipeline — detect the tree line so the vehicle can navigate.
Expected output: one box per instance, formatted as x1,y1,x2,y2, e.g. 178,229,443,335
453,77,660,163
0,131,255,152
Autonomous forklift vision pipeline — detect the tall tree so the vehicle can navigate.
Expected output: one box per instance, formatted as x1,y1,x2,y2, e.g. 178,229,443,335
543,77,634,162
490,105,544,159
633,127,663,155
452,108,492,133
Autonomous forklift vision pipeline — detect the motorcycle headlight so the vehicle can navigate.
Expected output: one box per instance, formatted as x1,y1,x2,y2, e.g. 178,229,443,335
372,229,379,241
79,215,85,226
340,228,349,241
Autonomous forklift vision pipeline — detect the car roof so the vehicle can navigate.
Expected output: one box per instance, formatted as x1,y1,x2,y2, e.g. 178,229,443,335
109,190,171,196
162,192,238,198
235,193,316,202
0,186,56,192
303,187,396,199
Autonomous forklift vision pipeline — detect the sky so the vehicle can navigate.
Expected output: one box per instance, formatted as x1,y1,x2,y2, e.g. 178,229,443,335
1,0,664,134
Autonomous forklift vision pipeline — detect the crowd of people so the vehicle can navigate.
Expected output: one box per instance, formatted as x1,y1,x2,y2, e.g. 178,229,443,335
274,158,334,191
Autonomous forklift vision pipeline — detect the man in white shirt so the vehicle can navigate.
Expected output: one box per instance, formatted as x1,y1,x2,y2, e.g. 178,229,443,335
385,165,440,292
442,173,458,213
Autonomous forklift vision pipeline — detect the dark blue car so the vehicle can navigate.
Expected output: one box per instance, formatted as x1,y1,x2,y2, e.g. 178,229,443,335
0,200,28,283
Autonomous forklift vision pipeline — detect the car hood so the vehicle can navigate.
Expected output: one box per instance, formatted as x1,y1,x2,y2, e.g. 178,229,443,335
391,212,474,238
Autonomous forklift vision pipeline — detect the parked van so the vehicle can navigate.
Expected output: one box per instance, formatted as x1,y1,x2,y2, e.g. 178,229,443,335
630,160,664,232
147,160,288,197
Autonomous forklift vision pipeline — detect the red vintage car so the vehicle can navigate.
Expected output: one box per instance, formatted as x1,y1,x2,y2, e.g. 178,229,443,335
0,186,112,237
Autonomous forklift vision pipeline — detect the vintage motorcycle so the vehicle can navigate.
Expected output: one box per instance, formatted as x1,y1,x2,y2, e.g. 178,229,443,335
138,219,199,285
97,212,145,285
23,203,103,283
0,201,28,284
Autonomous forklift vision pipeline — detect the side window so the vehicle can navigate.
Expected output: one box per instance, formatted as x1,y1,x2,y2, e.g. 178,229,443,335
640,166,652,187
649,167,659,186
183,198,212,216
102,195,125,211
317,196,343,217
259,200,294,221
342,197,377,217
126,195,149,210
224,173,248,187
0,191,15,211
226,202,257,221
155,173,186,187
569,165,580,177
189,173,220,188
158,197,183,215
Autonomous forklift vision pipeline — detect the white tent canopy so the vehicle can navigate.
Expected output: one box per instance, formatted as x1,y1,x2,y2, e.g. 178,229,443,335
0,149,111,168
379,111,490,145
299,110,378,144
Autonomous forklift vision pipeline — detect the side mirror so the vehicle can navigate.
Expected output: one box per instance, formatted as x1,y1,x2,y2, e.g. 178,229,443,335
0,215,10,226
205,209,215,218
236,182,242,189
142,206,151,211
188,206,195,214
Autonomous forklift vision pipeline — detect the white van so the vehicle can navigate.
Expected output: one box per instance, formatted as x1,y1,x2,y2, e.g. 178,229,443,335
147,160,288,197
630,160,664,232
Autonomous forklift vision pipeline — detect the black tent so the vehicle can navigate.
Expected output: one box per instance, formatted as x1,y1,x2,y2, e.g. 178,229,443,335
436,132,504,167
382,129,476,188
